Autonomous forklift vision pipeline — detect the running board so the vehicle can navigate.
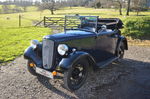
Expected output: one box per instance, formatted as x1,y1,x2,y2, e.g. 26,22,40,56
97,57,118,68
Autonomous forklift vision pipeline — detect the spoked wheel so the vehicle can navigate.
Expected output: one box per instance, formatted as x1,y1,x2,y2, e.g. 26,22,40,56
63,59,89,91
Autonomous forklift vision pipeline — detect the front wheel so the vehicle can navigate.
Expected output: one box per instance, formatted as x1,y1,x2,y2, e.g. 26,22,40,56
27,60,38,76
63,59,89,91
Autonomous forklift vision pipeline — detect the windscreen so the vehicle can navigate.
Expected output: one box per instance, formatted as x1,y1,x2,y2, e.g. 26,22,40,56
64,16,98,32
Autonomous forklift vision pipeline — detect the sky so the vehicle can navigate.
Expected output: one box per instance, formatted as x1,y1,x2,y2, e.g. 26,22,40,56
0,0,42,2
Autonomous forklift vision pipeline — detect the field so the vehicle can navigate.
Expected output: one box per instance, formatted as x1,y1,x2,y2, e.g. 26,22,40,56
0,27,51,63
0,7,150,27
0,6,150,63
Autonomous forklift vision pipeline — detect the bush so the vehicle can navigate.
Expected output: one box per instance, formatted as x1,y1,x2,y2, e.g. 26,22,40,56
122,17,150,39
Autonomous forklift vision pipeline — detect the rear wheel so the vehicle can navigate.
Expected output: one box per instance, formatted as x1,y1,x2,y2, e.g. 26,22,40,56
27,60,37,76
63,59,89,91
115,42,125,63
118,42,125,59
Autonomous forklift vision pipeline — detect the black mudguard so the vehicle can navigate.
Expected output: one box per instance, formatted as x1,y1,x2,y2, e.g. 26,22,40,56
58,51,96,70
24,46,42,67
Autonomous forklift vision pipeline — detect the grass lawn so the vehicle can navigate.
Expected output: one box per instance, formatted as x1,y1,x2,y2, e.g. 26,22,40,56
0,27,51,63
0,7,150,63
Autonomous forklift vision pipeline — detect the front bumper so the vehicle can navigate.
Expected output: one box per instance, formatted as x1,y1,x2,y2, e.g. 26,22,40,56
36,67,54,79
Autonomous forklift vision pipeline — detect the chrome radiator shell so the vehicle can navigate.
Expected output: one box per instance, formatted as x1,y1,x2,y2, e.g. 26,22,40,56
42,39,54,69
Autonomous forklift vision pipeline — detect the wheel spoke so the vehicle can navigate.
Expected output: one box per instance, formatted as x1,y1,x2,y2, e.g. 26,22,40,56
69,64,86,87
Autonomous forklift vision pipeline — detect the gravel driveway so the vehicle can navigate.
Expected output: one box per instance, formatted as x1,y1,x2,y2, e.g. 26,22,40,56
0,46,150,99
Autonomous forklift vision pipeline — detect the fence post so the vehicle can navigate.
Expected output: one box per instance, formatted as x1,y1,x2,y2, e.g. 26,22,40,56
19,14,21,27
44,16,46,27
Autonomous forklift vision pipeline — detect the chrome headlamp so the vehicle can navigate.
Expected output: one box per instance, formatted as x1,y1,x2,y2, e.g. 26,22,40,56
57,44,69,56
30,40,39,49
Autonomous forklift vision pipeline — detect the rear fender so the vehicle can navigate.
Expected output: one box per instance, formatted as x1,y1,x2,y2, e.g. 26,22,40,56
117,36,128,50
58,51,96,70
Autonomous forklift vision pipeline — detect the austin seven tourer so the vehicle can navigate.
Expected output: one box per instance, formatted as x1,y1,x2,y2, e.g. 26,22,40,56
24,15,128,91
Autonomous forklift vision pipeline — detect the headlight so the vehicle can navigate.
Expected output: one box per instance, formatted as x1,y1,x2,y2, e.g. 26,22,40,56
30,40,39,49
57,44,69,56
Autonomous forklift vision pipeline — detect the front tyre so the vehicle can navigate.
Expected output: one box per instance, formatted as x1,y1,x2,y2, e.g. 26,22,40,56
63,59,89,91
27,60,37,76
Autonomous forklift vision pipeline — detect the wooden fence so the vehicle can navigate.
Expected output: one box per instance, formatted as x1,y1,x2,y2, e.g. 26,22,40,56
43,16,81,30
43,16,65,28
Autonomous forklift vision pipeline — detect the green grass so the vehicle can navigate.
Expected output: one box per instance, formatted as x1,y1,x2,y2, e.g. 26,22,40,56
0,27,51,63
0,7,149,28
0,7,150,63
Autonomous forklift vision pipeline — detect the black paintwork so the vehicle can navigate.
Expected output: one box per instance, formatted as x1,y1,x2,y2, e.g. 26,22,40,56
24,46,42,67
24,17,128,72
43,30,96,42
59,51,96,69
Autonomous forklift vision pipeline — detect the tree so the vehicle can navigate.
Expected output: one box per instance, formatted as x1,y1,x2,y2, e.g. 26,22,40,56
96,1,101,8
126,0,131,16
39,0,56,15
117,1,123,15
1,5,10,14
113,0,123,15
12,5,22,13
132,0,148,16
88,0,102,8
132,0,141,16
12,0,33,12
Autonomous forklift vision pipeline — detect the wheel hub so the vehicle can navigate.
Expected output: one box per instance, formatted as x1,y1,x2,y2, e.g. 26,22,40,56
72,68,81,79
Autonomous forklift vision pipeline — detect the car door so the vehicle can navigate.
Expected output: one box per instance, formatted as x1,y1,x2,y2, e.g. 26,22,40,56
95,30,118,63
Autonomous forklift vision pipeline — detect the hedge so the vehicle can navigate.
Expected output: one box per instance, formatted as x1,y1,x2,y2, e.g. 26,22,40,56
122,17,150,39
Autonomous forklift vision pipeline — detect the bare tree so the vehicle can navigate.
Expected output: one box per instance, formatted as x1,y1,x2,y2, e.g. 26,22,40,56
131,0,148,16
118,1,123,15
126,0,131,16
39,0,56,15
66,0,78,8
112,0,123,15
132,0,141,16
88,0,102,8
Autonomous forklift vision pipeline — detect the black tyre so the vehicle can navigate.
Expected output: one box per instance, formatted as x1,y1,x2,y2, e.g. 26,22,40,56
63,59,89,91
27,60,37,76
118,42,125,59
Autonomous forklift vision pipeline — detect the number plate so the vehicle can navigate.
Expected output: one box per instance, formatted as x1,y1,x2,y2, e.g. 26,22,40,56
36,67,53,79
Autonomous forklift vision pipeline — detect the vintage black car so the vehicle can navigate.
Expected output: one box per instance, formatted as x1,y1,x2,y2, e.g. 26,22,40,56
24,15,128,91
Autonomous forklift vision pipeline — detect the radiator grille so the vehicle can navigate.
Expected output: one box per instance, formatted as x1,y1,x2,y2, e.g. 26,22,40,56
42,39,54,69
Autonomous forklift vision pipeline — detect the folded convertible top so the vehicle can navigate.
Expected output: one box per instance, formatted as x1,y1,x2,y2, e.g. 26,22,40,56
98,18,123,30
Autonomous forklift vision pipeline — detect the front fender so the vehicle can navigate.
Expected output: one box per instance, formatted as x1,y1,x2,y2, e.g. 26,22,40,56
24,46,42,67
58,51,96,70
